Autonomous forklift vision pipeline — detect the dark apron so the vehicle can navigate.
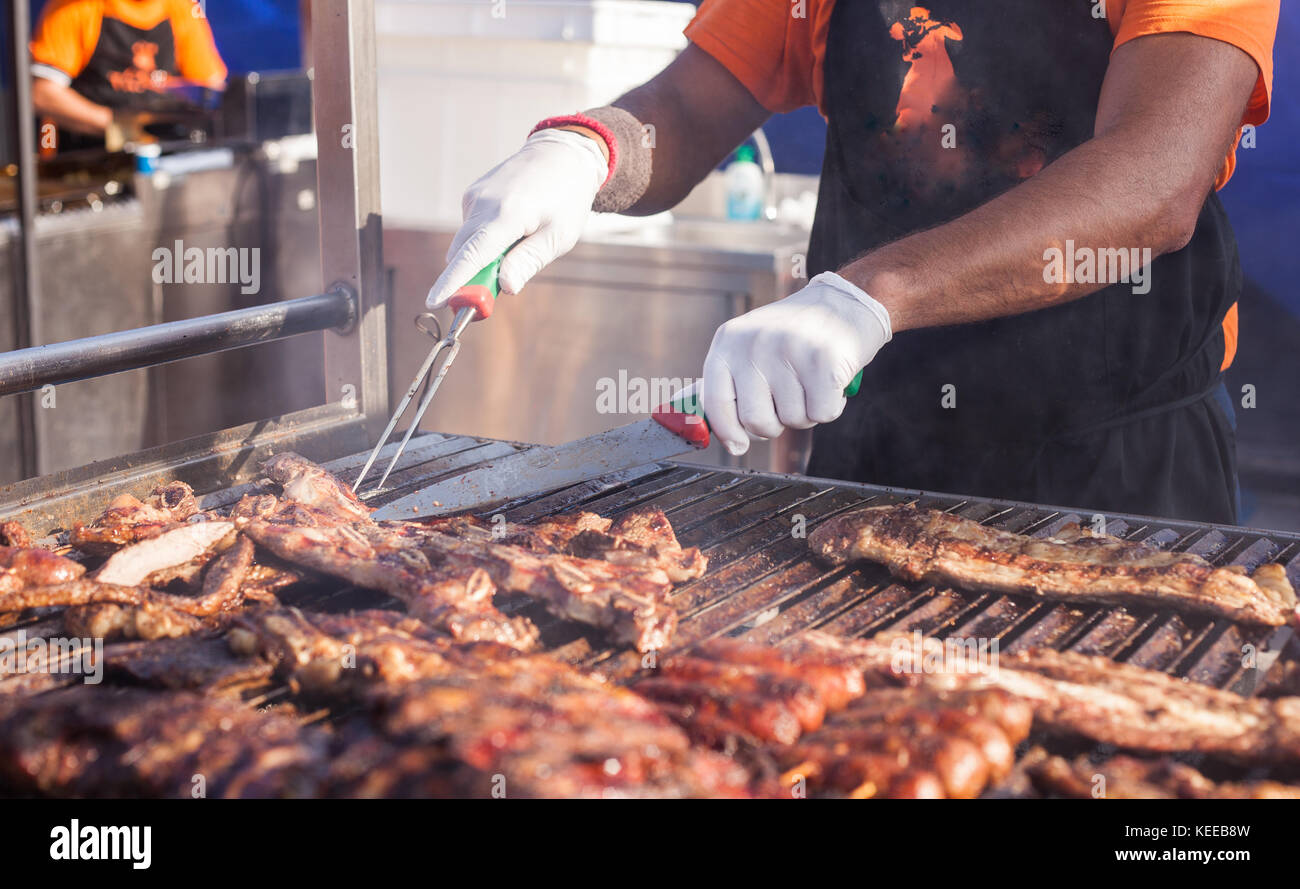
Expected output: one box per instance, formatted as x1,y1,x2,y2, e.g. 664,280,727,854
57,16,179,152
805,0,1240,523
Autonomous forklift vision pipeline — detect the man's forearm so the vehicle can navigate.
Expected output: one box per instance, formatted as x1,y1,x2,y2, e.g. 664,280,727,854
841,129,1203,333
32,78,112,134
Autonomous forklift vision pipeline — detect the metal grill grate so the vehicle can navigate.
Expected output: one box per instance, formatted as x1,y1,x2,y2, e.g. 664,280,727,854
4,432,1300,787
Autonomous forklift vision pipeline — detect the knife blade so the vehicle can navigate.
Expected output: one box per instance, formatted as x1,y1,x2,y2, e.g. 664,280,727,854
369,368,863,521
368,388,711,520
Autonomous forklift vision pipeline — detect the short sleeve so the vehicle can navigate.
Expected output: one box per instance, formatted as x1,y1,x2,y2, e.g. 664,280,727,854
1112,0,1279,126
169,0,228,87
29,0,98,84
683,0,831,114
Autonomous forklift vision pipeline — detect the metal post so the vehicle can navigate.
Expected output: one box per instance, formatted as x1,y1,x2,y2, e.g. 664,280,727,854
310,0,388,440
7,0,41,478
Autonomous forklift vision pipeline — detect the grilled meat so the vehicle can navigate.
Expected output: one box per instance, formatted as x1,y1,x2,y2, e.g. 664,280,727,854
810,504,1297,625
0,521,34,548
1022,748,1300,800
0,545,86,594
792,630,1300,764
230,607,469,694
94,521,237,588
191,534,258,614
69,482,199,554
63,601,206,640
691,637,866,710
502,508,708,583
766,684,1029,799
102,635,274,694
371,657,752,798
261,451,371,522
0,685,327,798
412,527,677,652
634,637,869,748
240,501,538,649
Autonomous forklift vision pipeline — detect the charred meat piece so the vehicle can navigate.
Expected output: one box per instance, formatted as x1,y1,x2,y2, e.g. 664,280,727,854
94,521,237,588
0,545,86,595
63,601,206,640
498,512,611,551
633,677,804,745
0,685,327,798
69,482,199,554
190,534,258,615
503,508,708,583
102,635,274,694
413,528,676,652
230,607,469,694
261,452,371,522
810,504,1297,625
371,657,751,798
654,656,827,733
691,636,866,710
239,502,538,649
793,630,1300,764
0,521,34,548
1022,748,1300,800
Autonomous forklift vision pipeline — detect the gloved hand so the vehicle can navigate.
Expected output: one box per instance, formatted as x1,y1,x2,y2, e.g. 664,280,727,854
427,128,608,309
701,271,892,455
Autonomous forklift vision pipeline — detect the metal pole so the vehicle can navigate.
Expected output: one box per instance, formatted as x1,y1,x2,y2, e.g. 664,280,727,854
7,0,40,477
310,0,388,440
0,289,356,397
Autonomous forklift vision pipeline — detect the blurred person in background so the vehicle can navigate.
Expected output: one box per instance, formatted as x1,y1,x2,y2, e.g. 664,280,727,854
427,0,1278,524
29,0,226,151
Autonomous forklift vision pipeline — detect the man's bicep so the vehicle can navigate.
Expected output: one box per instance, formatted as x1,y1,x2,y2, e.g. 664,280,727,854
1095,33,1259,187
614,44,770,213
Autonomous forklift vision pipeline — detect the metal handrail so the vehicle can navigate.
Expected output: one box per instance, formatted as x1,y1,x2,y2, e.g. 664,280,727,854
0,287,356,398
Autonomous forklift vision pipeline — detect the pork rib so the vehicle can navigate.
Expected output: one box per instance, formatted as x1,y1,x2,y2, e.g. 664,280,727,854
810,504,1296,625
790,630,1300,764
1022,747,1300,799
69,481,199,554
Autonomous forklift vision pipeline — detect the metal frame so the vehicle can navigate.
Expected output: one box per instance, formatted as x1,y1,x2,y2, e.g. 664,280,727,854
0,0,389,519
6,0,41,478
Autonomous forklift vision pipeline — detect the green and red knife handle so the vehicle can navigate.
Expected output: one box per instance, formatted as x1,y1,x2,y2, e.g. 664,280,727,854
651,370,864,448
456,249,865,449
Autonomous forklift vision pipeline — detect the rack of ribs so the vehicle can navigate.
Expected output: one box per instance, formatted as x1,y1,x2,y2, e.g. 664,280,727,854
789,630,1300,765
810,504,1297,626
1021,747,1300,799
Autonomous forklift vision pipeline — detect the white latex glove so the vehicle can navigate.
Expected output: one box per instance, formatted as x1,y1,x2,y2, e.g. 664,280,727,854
427,128,608,309
701,271,892,456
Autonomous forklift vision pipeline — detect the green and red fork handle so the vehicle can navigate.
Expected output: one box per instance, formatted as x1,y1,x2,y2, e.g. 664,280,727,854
351,252,508,494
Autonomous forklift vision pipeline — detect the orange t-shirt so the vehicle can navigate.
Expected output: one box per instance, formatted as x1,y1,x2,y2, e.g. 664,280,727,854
685,0,1278,373
686,0,1277,190
30,0,227,89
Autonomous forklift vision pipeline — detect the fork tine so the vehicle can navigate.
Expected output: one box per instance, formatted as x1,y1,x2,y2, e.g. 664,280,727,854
374,338,463,492
352,337,451,493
